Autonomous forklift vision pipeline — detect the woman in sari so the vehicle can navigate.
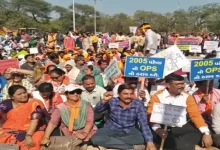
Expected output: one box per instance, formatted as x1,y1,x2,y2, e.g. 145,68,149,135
2,73,35,100
47,68,70,93
32,82,64,111
0,85,46,150
41,84,96,149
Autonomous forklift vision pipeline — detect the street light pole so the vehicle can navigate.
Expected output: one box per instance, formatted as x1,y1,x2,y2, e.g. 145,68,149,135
94,0,97,35
73,0,76,31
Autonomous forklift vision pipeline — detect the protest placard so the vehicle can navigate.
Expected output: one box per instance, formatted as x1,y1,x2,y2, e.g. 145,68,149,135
190,58,220,81
129,26,137,34
204,41,219,53
118,41,130,49
30,48,39,54
168,37,200,45
150,103,187,127
153,45,189,76
0,59,19,73
124,56,165,79
189,45,202,53
177,45,190,51
108,43,119,49
182,59,199,72
104,59,121,80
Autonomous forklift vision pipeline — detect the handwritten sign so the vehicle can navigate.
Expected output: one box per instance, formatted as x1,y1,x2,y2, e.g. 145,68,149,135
0,59,19,73
189,45,202,53
108,43,119,49
190,58,220,81
153,45,189,76
150,103,187,127
124,56,165,78
182,59,199,72
104,59,121,80
204,41,219,53
30,48,39,54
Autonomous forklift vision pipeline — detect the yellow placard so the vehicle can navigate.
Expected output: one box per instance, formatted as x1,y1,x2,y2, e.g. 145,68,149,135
177,45,190,50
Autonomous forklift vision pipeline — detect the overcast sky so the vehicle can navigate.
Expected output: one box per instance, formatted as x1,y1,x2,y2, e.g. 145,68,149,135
46,0,220,15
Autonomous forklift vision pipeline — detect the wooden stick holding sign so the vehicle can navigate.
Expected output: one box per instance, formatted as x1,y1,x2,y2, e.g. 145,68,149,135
206,80,210,94
140,78,145,90
159,125,168,150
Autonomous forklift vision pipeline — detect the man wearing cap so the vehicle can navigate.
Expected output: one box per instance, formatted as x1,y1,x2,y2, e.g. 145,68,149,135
140,23,158,56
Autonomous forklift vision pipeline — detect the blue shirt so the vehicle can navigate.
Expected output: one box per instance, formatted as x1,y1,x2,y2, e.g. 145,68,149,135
95,97,153,143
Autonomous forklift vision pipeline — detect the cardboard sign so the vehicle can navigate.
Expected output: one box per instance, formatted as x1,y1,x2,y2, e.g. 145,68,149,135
182,59,199,72
189,45,202,53
129,26,137,34
124,56,165,79
30,48,39,54
153,45,189,76
104,59,121,80
204,41,219,53
0,59,19,73
150,103,187,127
108,43,119,49
190,58,220,81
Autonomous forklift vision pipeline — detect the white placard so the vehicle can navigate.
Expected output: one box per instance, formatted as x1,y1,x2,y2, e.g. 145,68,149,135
29,48,39,54
129,26,137,34
150,103,187,127
108,43,119,49
104,59,121,80
153,45,189,76
189,45,201,53
182,59,199,72
204,41,219,53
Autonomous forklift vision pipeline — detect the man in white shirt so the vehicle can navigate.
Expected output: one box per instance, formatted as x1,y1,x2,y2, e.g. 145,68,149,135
80,75,106,107
140,23,158,56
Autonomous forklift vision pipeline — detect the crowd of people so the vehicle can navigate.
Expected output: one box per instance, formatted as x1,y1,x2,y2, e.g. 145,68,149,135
0,23,220,150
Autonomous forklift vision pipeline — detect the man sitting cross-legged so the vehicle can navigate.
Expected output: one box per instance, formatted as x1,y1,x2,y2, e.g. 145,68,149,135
91,84,156,150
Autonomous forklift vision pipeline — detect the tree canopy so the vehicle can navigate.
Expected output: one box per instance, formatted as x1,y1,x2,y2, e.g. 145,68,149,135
0,0,220,34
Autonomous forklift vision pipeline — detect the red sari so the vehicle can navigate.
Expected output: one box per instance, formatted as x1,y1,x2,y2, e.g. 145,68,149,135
0,99,45,150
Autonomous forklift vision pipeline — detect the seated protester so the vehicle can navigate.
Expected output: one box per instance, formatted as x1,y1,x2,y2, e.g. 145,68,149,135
193,80,220,127
80,75,106,107
76,65,104,87
91,84,156,150
32,82,64,111
113,77,150,106
20,54,42,71
0,85,46,150
64,60,78,83
97,59,109,87
117,54,126,72
147,74,213,150
43,64,57,81
49,53,65,69
40,84,96,148
212,103,220,148
2,72,35,100
48,68,70,94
